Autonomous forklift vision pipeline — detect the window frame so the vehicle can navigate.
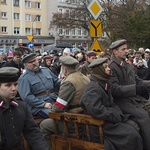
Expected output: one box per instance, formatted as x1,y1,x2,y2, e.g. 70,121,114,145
2,26,7,33
14,27,20,35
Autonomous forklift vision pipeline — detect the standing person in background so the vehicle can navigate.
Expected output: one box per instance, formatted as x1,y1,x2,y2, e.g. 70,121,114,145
109,39,150,150
3,51,24,77
77,51,96,78
43,56,58,76
18,53,60,119
51,52,61,77
0,67,49,150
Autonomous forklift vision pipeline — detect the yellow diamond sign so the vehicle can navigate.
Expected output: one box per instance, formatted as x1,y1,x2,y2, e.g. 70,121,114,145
88,0,103,20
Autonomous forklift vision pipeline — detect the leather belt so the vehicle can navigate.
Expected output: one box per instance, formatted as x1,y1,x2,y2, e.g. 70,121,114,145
35,89,54,97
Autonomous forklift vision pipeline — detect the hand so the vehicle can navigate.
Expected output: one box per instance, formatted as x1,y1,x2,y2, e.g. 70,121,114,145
44,102,52,109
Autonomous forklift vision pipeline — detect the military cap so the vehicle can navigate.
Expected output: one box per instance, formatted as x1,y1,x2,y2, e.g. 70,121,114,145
109,39,127,51
43,56,52,60
89,58,108,68
86,51,96,57
59,56,79,67
134,51,142,54
22,53,36,63
0,67,19,83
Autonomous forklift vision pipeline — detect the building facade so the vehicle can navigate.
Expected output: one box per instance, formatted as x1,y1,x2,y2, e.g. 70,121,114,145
0,0,54,53
48,0,91,50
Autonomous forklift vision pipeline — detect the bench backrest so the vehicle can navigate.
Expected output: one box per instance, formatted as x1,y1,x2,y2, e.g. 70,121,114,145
49,112,105,150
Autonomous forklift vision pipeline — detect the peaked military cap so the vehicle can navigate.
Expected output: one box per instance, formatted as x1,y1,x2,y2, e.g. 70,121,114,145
89,58,108,68
0,67,19,82
109,39,127,51
59,56,79,67
86,51,96,57
22,53,36,63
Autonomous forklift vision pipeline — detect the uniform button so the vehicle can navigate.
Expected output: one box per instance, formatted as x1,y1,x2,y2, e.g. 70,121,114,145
11,117,13,119
9,110,12,112
12,126,15,128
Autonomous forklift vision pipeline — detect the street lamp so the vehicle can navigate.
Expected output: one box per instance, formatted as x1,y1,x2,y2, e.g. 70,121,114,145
32,15,40,36
31,15,40,52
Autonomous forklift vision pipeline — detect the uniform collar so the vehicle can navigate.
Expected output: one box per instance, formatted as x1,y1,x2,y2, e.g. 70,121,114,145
111,55,126,67
0,100,19,108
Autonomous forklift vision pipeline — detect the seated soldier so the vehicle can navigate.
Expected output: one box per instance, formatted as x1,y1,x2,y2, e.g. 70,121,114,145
80,58,143,150
40,56,90,149
0,67,49,150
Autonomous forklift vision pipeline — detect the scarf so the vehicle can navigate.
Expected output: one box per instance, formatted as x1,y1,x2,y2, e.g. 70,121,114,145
91,65,110,81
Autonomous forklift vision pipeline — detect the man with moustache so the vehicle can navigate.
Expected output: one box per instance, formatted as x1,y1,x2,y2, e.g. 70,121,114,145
18,53,60,119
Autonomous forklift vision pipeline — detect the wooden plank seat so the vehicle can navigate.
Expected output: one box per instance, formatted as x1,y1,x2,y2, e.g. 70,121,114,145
49,112,105,150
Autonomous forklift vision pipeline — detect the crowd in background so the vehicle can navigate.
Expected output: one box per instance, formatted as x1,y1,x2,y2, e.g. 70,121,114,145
0,46,150,81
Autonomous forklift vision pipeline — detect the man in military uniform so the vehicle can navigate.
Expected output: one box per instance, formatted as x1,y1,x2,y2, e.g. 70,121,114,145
77,51,96,78
40,56,90,149
109,39,150,150
0,67,49,150
18,53,60,119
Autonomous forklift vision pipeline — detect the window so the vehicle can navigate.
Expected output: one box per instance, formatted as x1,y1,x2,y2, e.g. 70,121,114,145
59,0,64,2
82,28,87,36
25,1,31,8
77,27,81,36
1,12,7,18
71,28,76,36
58,26,63,35
36,15,41,22
35,2,41,9
14,13,20,20
71,0,77,4
1,0,6,4
25,28,31,35
14,27,20,34
58,8,63,13
65,9,70,17
65,29,70,36
25,14,31,21
36,28,41,35
2,27,7,33
13,0,19,7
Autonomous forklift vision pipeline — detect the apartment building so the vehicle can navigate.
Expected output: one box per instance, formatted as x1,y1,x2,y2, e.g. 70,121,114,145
0,0,92,53
0,0,54,53
48,0,91,50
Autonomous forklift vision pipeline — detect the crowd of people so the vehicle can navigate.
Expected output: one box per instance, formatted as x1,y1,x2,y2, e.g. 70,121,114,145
0,40,150,150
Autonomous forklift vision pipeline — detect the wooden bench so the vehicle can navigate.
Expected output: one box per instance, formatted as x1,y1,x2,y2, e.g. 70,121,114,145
49,112,105,150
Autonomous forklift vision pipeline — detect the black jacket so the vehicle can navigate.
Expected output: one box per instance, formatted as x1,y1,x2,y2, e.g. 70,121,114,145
0,98,48,150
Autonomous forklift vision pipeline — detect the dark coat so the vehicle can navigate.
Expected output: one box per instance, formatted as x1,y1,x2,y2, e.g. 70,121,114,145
0,98,49,150
136,65,149,80
80,76,143,150
77,61,91,76
2,60,24,77
109,55,150,150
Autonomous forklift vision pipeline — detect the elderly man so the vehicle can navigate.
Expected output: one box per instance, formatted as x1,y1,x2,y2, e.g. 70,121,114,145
40,56,90,149
0,67,49,150
18,53,60,119
109,39,150,150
